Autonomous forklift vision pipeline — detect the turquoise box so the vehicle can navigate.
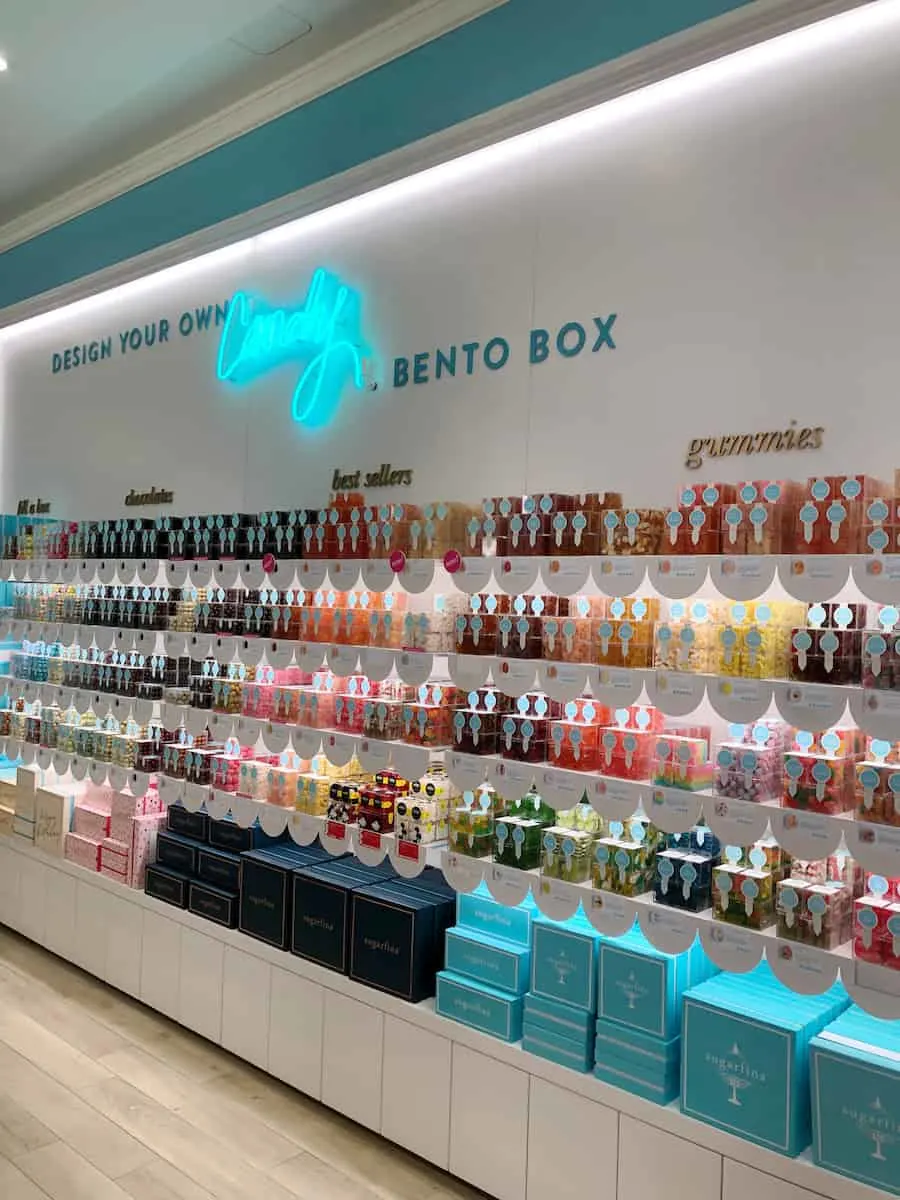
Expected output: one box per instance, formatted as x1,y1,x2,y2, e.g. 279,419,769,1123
811,1010,900,1195
445,927,530,995
436,970,524,1042
598,936,688,1041
456,886,535,947
530,917,602,1013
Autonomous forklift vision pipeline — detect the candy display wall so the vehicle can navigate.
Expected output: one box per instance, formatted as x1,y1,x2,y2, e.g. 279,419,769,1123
4,11,900,515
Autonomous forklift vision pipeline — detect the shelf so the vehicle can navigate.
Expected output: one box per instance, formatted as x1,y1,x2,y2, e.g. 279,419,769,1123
6,551,900,602
0,831,891,1200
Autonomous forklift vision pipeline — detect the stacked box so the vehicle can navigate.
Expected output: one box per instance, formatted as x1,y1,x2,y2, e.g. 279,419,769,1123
351,867,456,1002
291,857,395,971
437,886,535,1040
682,962,849,1156
34,785,78,856
238,841,332,947
13,766,37,842
521,911,605,1070
594,926,716,1102
811,1007,900,1194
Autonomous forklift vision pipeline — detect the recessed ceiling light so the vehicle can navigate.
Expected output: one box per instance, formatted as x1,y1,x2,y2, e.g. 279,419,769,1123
0,55,8,72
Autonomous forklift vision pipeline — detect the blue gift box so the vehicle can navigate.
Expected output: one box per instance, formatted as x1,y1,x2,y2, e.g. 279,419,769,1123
145,864,190,908
350,881,454,1002
524,992,596,1039
292,859,395,972
436,970,524,1042
197,846,242,892
456,883,535,947
594,1058,680,1105
188,880,238,928
445,927,531,995
239,843,333,949
595,1017,681,1072
523,1016,593,1060
523,1029,593,1073
682,964,849,1156
811,1008,900,1195
166,803,209,843
208,816,285,854
530,914,603,1013
598,927,692,1041
156,831,203,877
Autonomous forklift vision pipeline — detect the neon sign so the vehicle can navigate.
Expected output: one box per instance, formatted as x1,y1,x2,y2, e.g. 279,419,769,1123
216,268,372,428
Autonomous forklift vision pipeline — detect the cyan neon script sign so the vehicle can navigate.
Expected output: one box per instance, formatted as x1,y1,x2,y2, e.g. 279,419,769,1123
216,268,372,428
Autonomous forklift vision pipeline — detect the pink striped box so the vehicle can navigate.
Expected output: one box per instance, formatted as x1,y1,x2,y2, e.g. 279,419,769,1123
73,804,111,840
64,831,102,871
130,812,166,888
100,864,128,885
101,837,129,876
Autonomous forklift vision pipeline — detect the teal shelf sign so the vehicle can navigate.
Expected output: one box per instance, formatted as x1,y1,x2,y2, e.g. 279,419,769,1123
216,269,372,428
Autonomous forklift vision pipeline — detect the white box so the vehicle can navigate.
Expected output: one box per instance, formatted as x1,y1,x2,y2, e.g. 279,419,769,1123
14,768,37,821
0,803,13,837
34,787,76,857
12,814,35,842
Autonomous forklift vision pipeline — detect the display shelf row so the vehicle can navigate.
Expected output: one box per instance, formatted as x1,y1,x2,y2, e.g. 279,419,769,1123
8,552,900,602
9,616,900,741
438,849,900,1019
9,703,900,885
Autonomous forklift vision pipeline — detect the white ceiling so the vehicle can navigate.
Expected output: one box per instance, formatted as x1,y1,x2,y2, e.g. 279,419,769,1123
0,0,431,230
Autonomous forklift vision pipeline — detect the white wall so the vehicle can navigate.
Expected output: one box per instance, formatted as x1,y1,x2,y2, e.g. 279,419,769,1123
4,3,900,520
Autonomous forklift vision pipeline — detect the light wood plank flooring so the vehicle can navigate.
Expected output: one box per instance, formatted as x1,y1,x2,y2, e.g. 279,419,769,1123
0,927,484,1200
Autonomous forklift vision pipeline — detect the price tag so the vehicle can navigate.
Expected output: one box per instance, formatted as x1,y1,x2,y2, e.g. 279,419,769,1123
495,658,537,697
358,737,392,772
854,556,900,603
361,560,395,593
325,820,347,842
774,682,848,732
447,752,487,791
699,922,763,973
490,758,537,794
451,557,494,595
780,556,849,602
395,651,434,687
399,559,435,593
767,941,838,995
592,557,647,597
584,890,635,936
710,557,776,601
496,558,541,594
442,851,485,893
398,839,420,861
770,809,841,860
704,797,770,848
647,671,708,717
639,905,697,954
542,558,590,596
448,654,493,692
534,876,583,921
649,787,702,833
846,822,900,877
538,662,588,702
648,557,711,599
487,864,532,906
359,829,381,851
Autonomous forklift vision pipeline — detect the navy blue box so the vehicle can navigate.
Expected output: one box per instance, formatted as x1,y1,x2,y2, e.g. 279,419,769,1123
208,816,286,854
350,882,454,1002
166,803,209,842
189,881,238,928
291,859,396,972
239,843,334,949
157,831,203,877
198,846,241,892
145,864,190,908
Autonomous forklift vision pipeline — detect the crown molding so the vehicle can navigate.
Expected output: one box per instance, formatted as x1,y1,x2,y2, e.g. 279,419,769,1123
0,0,875,331
0,0,504,255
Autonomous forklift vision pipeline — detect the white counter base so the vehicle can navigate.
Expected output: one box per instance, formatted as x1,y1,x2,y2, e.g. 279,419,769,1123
0,834,888,1200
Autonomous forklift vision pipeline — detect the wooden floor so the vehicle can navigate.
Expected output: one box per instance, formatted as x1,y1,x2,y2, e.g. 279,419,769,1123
0,926,485,1200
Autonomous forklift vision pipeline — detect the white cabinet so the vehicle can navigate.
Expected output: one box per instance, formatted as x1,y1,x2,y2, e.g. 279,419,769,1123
528,1077,618,1200
73,879,112,977
450,1045,529,1200
382,1016,451,1168
619,1116,722,1200
104,893,143,998
221,945,270,1068
43,866,77,962
17,856,46,944
178,927,224,1043
140,908,181,1019
723,1162,827,1200
268,967,324,1099
322,991,383,1131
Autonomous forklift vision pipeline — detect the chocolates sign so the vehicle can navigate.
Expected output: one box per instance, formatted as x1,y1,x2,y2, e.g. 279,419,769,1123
124,487,174,507
332,464,413,490
685,421,825,470
16,498,50,515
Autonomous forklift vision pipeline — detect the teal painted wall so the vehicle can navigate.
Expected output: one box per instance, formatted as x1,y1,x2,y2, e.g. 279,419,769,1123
0,0,753,312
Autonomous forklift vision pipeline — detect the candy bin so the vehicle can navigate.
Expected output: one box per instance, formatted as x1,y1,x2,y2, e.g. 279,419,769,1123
776,854,860,949
789,476,888,555
789,603,864,686
449,784,501,857
592,815,662,896
594,597,656,669
599,508,664,556
496,596,546,659
720,481,789,554
654,849,718,911
653,725,713,791
714,721,788,803
362,698,403,741
542,825,595,884
267,757,302,808
663,484,734,555
852,874,900,964
548,702,603,772
597,724,653,782
862,494,896,556
546,501,599,557
397,769,453,844
327,780,362,824
855,739,900,825
861,605,900,690
357,785,396,835
654,600,716,673
712,843,782,930
400,701,453,748
783,727,860,816
543,601,593,663
454,597,499,656
407,502,479,559
494,813,547,870
499,709,549,763
452,690,508,756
